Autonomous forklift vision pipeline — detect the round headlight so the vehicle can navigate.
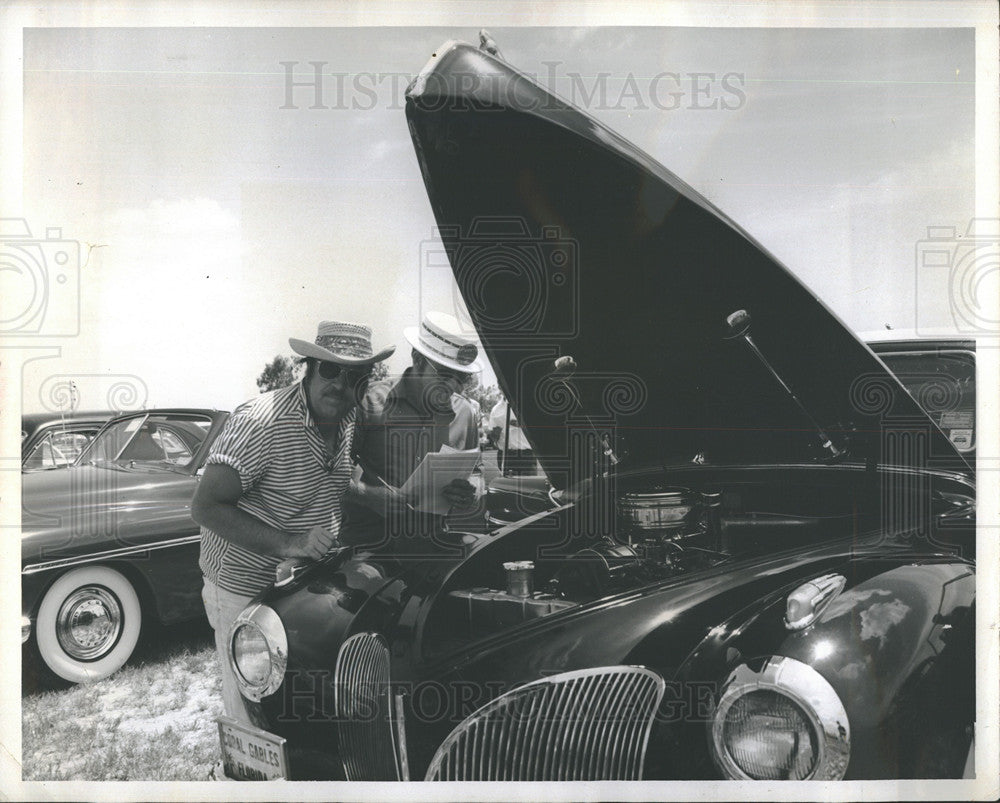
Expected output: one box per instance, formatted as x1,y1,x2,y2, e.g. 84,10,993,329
232,623,271,686
227,604,288,701
710,656,850,781
721,689,818,780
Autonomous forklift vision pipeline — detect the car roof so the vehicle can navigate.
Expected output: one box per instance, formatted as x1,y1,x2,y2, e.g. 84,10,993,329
22,410,113,428
860,329,976,349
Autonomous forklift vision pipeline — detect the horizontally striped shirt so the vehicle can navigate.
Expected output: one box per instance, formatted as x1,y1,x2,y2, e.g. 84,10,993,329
198,381,356,596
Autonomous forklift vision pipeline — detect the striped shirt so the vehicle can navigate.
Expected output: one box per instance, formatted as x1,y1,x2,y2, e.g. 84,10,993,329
198,381,356,596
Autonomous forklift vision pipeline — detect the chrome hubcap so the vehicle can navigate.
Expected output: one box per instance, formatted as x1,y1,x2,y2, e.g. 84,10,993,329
55,586,123,660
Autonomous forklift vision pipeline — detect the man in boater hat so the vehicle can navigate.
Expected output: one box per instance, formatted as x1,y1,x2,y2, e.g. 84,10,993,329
345,311,483,553
192,320,394,725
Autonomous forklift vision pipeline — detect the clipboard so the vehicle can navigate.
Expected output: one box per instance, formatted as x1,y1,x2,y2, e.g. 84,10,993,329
399,446,480,515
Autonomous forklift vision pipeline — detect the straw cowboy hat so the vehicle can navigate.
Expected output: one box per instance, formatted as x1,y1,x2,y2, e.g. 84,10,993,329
404,311,485,373
290,321,395,366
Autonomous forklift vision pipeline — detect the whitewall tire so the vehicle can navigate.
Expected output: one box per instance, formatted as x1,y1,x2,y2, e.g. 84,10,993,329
34,566,143,683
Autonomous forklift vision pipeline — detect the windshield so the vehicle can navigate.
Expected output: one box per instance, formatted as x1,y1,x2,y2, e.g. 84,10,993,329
80,413,213,470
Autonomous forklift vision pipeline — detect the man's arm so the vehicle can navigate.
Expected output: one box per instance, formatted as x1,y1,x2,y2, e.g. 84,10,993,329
347,465,413,516
191,463,334,561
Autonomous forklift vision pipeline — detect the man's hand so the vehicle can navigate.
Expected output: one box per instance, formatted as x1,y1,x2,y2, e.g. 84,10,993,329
442,478,476,510
349,477,413,515
288,525,337,561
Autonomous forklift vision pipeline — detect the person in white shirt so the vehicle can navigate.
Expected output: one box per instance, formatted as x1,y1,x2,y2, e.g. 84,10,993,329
488,398,536,476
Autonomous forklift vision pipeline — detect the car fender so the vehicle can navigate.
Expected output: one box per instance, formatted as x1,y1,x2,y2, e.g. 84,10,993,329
673,559,975,779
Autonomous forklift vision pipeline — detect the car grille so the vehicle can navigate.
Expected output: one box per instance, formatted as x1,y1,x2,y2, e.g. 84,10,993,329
425,665,665,781
334,632,407,781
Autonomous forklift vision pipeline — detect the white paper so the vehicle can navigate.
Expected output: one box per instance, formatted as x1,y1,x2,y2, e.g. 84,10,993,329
399,447,480,515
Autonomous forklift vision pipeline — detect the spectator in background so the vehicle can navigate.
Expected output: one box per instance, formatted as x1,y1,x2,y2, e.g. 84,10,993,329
345,311,482,554
489,398,536,476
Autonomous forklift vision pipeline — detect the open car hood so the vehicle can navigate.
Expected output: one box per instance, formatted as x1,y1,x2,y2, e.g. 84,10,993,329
405,40,970,489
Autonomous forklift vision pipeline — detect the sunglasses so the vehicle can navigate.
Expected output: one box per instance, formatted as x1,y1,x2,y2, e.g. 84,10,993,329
425,359,470,384
316,361,373,385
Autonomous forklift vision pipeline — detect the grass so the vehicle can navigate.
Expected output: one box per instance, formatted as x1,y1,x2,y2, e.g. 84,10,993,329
22,621,225,781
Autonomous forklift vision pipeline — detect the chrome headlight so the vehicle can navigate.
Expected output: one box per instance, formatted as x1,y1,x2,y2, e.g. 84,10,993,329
228,604,287,702
709,656,850,780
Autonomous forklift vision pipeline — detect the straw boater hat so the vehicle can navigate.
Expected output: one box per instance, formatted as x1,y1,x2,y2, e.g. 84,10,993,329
404,311,485,373
289,321,395,366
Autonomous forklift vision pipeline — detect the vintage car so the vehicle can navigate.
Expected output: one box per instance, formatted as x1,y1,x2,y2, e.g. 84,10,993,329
486,335,978,529
21,407,229,683
218,38,976,782
21,411,112,472
865,333,977,460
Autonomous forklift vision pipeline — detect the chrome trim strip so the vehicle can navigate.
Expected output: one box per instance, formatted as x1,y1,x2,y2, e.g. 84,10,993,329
394,693,410,781
709,655,851,780
875,348,976,361
22,534,201,575
228,604,287,702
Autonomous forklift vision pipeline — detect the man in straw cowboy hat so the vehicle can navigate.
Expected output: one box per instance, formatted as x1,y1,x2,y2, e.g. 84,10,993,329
344,311,483,553
192,320,393,725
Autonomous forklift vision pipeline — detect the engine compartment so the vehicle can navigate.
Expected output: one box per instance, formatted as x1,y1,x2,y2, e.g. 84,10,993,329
421,465,970,652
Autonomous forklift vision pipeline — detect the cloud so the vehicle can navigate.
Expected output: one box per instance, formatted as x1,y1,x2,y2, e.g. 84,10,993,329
859,598,910,646
73,197,261,410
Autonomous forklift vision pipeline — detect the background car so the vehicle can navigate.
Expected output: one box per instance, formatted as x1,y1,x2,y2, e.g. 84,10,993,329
21,411,111,472
217,38,975,782
21,408,229,683
866,332,976,459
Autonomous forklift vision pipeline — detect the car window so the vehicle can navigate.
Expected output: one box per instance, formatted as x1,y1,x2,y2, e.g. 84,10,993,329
83,418,144,463
879,350,975,453
23,431,92,470
151,427,193,465
95,413,213,469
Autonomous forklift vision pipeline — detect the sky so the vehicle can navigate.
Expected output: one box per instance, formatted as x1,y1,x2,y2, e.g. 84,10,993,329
1,4,998,800
6,20,986,415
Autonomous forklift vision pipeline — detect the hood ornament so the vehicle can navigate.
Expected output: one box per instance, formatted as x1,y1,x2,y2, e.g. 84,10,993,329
725,310,845,460
784,573,847,630
478,29,503,59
